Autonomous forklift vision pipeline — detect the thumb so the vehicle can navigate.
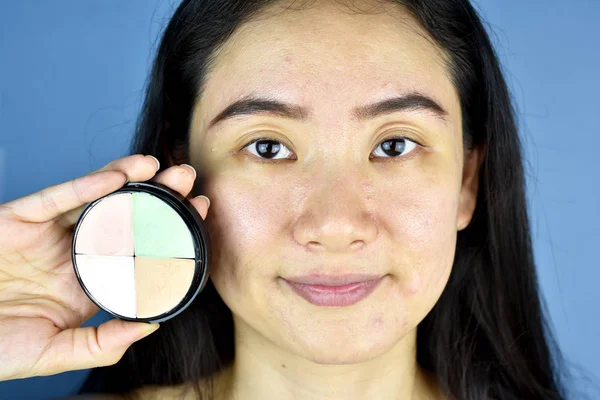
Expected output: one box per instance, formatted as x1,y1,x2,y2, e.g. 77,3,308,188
35,319,159,376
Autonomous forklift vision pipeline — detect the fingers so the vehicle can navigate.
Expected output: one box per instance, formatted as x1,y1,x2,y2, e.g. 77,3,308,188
189,195,211,221
151,164,196,198
93,154,161,181
3,155,160,223
4,171,127,223
150,163,211,220
34,320,159,376
2,154,212,227
58,164,206,228
151,166,214,222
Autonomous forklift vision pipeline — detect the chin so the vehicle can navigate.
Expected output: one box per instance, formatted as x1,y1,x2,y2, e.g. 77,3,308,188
294,333,400,365
302,347,388,365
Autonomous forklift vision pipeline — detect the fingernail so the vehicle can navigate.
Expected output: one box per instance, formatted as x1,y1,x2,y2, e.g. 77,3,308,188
135,323,160,342
181,164,197,180
146,155,160,171
195,195,210,208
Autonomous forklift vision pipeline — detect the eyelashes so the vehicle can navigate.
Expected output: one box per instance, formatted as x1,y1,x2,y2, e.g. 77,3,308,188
240,135,421,162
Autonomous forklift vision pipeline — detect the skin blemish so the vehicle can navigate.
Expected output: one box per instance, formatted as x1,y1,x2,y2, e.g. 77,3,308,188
372,314,384,330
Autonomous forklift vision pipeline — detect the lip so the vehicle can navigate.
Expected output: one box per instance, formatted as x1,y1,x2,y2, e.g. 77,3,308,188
283,273,383,286
282,275,385,307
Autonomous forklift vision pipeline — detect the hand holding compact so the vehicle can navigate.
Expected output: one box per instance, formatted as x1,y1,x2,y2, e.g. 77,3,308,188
0,155,210,381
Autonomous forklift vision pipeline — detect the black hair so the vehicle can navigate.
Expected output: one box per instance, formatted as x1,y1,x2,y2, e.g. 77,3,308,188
80,0,575,398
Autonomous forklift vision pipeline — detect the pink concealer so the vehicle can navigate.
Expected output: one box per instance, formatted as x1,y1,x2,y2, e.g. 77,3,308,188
74,193,134,256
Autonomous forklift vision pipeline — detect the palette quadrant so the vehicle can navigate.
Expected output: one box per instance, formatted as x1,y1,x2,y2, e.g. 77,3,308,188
134,257,196,318
74,193,134,256
75,255,136,318
132,192,195,258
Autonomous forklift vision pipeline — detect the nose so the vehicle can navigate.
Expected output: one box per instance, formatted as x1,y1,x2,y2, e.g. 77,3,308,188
292,169,379,254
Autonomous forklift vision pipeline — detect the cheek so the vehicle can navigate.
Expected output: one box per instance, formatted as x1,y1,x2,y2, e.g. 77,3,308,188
390,191,457,249
382,179,459,298
203,171,289,293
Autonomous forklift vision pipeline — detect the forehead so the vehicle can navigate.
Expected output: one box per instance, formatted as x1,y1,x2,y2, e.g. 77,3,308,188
195,0,459,128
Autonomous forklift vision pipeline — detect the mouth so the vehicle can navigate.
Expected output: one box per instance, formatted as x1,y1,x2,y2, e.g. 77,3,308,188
280,274,386,307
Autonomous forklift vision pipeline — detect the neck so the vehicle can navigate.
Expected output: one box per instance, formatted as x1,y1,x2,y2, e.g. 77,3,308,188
216,318,443,400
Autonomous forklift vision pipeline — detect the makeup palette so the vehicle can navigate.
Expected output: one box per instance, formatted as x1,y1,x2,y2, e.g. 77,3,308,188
71,181,210,323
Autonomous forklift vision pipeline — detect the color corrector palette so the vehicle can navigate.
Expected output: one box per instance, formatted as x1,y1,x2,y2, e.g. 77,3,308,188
72,182,210,323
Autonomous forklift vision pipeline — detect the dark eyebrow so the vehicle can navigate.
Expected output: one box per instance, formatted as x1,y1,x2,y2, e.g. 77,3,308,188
207,95,309,129
352,93,448,122
207,92,448,129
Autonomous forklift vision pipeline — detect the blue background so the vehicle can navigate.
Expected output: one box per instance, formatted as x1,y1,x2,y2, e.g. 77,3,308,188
0,1,599,399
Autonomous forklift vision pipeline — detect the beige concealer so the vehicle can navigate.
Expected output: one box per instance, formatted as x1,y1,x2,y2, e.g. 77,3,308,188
134,257,196,318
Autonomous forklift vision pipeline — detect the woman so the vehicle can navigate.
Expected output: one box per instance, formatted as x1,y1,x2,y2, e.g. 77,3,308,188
0,0,570,399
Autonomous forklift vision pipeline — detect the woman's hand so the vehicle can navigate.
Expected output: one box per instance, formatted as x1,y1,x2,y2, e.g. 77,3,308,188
0,155,211,381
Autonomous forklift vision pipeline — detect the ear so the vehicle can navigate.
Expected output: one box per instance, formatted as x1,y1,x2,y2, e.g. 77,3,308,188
457,143,485,231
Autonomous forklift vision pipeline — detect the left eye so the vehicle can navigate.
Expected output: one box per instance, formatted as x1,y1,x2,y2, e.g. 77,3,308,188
243,138,294,160
372,136,418,158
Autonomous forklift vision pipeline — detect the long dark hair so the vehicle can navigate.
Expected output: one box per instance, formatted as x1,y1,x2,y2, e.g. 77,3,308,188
80,0,573,398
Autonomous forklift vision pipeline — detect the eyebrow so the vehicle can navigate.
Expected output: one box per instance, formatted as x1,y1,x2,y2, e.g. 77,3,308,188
207,91,449,129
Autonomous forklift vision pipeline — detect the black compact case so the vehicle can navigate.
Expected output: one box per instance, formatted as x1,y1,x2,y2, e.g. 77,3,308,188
71,181,211,323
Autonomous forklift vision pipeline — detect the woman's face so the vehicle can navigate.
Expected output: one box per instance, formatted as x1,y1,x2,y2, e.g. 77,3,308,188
190,1,478,364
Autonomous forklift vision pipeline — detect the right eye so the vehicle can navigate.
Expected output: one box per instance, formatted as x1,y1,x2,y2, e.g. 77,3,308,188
241,138,295,161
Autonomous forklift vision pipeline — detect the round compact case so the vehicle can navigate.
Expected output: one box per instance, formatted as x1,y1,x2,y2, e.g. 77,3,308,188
71,181,210,323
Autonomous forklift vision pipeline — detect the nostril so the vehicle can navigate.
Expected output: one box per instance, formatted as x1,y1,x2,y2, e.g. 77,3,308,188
307,241,323,251
350,240,365,250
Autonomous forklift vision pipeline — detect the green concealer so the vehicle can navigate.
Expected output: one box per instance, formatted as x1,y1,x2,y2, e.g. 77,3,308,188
132,192,195,258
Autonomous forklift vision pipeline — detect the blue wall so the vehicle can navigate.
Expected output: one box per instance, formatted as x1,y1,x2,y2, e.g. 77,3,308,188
0,1,598,398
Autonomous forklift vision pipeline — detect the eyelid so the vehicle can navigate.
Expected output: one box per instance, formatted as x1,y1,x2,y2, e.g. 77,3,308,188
381,133,423,148
378,125,425,144
241,136,290,151
239,131,294,149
